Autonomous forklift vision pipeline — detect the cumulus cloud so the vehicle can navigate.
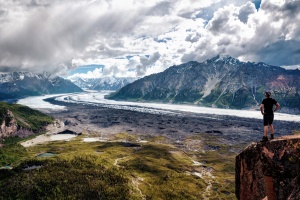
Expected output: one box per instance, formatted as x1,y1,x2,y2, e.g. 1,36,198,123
257,40,300,66
0,1,102,74
238,2,257,23
135,52,161,77
243,0,300,64
0,0,299,78
69,67,104,79
0,8,7,17
182,0,300,66
0,0,149,75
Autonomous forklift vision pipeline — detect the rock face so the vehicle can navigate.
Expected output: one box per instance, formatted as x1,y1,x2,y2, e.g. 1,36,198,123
0,102,54,139
108,55,300,113
0,110,18,138
236,135,300,200
0,109,32,138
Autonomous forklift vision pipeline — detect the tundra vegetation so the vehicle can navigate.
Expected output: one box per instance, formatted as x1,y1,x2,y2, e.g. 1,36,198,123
0,102,54,166
0,131,238,199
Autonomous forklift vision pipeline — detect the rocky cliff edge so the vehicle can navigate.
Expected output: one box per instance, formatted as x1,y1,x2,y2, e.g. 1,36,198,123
236,135,300,200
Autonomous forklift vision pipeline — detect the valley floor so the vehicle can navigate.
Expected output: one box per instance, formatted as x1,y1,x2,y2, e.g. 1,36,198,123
45,97,300,149
3,98,299,199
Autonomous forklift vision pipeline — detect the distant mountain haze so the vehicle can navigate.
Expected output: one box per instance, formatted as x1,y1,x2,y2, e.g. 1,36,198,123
0,72,83,101
67,76,137,91
108,55,300,114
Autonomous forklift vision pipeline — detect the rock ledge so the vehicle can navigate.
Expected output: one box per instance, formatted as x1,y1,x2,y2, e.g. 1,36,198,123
236,135,300,200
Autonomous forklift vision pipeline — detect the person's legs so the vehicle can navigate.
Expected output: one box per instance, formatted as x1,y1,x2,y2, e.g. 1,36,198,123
264,126,269,137
270,124,274,134
270,124,275,139
269,115,275,139
262,115,270,142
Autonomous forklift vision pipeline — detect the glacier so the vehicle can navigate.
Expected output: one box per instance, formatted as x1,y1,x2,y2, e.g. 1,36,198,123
17,91,300,122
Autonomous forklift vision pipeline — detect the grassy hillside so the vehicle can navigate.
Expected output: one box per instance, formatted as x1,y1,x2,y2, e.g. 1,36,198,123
0,102,54,166
0,102,54,131
0,133,237,199
0,156,130,200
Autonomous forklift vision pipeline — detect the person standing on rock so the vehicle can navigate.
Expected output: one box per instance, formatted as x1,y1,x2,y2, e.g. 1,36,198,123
260,91,280,142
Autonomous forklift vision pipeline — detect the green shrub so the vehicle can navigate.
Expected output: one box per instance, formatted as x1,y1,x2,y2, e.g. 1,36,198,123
0,143,28,166
0,156,131,200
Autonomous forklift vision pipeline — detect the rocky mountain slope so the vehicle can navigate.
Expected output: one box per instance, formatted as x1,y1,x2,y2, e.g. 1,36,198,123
67,76,136,90
108,55,300,113
236,135,300,200
0,102,54,139
0,72,83,101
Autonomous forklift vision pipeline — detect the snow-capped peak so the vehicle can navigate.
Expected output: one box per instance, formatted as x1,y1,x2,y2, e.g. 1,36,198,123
66,76,137,90
207,54,240,65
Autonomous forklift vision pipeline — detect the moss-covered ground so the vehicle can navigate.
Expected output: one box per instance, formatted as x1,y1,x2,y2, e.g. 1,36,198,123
0,132,238,199
183,133,238,199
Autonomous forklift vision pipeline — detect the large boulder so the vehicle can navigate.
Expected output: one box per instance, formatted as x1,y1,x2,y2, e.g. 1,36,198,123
236,135,300,200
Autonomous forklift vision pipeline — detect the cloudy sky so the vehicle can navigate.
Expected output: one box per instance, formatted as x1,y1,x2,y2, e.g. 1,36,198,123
0,0,299,78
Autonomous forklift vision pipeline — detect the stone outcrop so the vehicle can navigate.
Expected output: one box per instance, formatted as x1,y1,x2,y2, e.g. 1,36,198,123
0,110,34,139
0,110,18,138
0,109,34,139
0,102,54,142
236,135,300,200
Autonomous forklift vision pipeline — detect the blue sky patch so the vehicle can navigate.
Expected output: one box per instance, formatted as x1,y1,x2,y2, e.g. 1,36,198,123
68,64,104,76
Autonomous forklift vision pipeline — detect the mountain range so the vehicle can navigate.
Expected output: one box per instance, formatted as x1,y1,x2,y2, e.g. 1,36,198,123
108,55,300,113
0,72,83,101
67,76,136,90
